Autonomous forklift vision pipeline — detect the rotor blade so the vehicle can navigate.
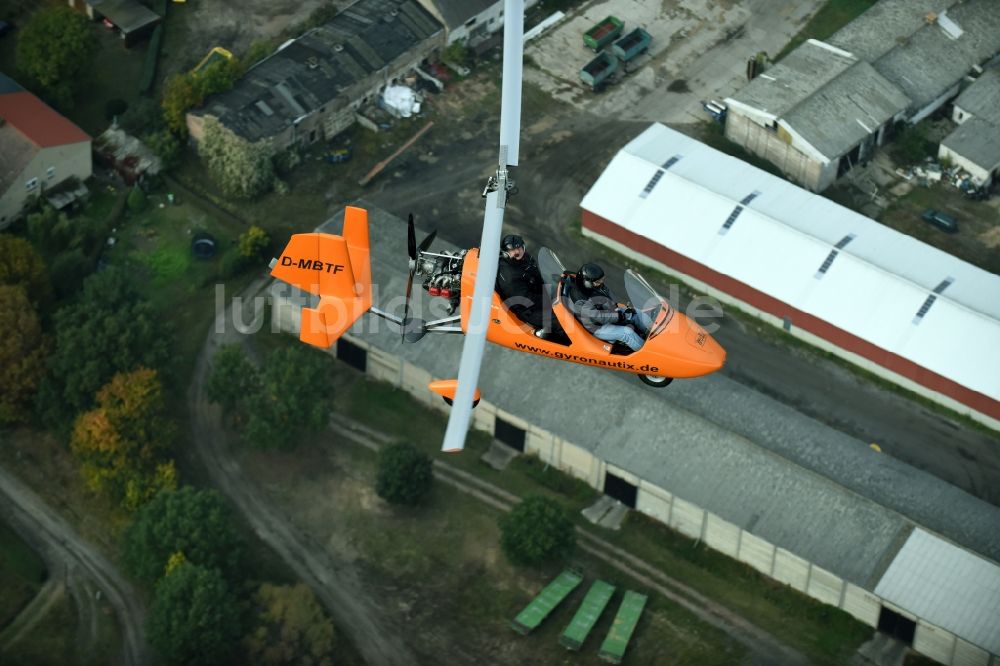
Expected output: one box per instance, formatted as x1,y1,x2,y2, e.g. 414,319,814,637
441,191,506,451
402,266,415,343
417,229,437,253
407,213,417,260
498,0,524,168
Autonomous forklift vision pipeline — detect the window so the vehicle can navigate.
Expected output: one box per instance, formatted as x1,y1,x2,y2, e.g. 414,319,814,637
25,178,38,191
46,166,55,179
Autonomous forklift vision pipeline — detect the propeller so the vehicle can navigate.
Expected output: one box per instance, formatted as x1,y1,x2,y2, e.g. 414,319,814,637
441,0,523,452
402,214,417,342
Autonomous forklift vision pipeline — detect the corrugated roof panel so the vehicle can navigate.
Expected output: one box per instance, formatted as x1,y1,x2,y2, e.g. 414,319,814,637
875,528,1000,654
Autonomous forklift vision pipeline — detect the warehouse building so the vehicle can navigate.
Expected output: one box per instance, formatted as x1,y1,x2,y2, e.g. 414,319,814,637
938,66,1000,189
187,0,442,150
268,202,1000,665
580,123,1000,429
724,0,1000,191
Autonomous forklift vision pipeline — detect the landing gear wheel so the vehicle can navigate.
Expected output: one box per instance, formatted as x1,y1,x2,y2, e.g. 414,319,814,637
639,374,673,388
443,397,480,408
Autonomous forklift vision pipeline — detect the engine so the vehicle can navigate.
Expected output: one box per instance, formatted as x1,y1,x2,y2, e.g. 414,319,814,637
416,249,466,313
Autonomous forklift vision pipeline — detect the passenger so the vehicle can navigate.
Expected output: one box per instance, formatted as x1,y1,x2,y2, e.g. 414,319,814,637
495,234,553,338
565,262,651,352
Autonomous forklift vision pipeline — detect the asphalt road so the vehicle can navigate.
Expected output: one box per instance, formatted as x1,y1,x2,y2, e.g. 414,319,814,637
0,465,149,666
364,3,1000,505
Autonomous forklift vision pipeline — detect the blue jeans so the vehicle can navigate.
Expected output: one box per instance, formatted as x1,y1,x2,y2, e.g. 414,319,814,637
593,309,652,352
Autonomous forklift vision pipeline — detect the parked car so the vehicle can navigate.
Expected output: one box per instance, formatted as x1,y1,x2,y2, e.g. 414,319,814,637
921,209,958,233
0,20,14,37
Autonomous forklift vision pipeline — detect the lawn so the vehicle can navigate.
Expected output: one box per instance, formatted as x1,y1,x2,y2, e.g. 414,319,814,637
274,337,875,665
774,0,879,62
0,520,46,629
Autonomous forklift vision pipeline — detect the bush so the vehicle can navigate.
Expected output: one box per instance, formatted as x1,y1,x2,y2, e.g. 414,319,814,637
217,249,250,279
237,225,270,260
890,122,935,165
127,186,147,213
375,443,433,505
499,495,575,567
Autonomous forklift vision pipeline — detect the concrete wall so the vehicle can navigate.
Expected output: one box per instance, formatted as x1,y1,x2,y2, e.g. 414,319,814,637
0,141,92,229
269,293,997,666
724,111,826,191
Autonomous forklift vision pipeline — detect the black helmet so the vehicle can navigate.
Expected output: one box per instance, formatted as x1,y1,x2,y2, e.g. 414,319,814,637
578,262,605,288
501,234,525,251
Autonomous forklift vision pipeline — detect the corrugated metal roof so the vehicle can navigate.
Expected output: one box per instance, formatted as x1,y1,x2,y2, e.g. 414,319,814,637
875,528,1000,654
954,68,1000,123
580,124,1000,405
941,116,1000,174
828,0,961,62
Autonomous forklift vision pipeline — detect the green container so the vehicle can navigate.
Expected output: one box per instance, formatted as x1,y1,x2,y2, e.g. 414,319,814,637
583,15,624,51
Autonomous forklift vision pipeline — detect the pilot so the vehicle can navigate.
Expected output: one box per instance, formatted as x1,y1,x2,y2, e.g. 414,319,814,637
566,262,651,352
496,234,554,338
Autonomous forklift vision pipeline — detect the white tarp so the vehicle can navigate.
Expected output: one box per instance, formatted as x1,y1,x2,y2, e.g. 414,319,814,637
381,85,420,118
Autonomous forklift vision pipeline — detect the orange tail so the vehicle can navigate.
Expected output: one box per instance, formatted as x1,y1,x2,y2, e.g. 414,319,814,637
271,206,372,347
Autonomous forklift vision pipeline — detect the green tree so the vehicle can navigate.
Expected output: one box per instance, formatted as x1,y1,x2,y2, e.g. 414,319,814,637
0,286,48,424
243,346,332,450
499,495,576,567
121,486,244,585
206,344,259,416
70,368,177,510
148,563,240,666
162,73,201,135
39,268,171,422
243,583,335,666
375,442,433,506
238,225,270,260
48,249,95,300
0,234,52,306
145,129,181,170
15,7,97,108
200,117,276,198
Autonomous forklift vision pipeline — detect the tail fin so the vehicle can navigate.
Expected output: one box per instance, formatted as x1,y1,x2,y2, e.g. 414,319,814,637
271,206,372,347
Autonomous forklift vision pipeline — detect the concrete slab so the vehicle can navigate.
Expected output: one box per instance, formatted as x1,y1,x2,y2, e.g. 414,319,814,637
851,633,907,666
582,495,618,525
481,440,520,470
598,501,629,531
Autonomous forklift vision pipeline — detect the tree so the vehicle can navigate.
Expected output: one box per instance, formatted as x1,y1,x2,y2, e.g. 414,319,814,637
70,368,177,510
145,129,181,171
206,344,259,416
238,225,270,260
148,563,240,666
121,486,245,586
375,443,433,506
15,7,97,108
499,495,576,567
243,583,335,666
39,267,171,421
243,346,332,450
0,234,52,306
200,117,276,198
0,286,48,425
162,73,202,135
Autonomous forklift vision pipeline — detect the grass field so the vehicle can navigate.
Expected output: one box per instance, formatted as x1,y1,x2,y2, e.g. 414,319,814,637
246,324,873,665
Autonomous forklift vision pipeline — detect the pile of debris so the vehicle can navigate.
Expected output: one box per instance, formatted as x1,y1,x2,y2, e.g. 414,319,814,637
93,126,162,185
893,158,989,199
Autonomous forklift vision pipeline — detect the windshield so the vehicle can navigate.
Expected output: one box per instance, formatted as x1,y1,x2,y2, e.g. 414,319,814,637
537,247,566,301
624,269,673,338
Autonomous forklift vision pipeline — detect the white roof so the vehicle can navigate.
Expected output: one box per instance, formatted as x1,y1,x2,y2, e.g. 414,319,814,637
875,528,1000,654
580,124,1000,405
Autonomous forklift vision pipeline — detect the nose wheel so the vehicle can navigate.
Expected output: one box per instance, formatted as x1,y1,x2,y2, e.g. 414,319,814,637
639,374,673,388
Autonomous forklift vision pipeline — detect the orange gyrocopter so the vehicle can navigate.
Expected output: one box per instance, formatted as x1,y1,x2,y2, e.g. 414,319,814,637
269,0,725,452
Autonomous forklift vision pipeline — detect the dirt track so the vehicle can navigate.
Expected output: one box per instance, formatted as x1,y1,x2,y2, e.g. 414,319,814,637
0,465,148,665
188,277,418,666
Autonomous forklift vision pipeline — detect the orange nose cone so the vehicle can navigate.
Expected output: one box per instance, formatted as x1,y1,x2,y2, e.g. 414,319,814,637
680,313,726,376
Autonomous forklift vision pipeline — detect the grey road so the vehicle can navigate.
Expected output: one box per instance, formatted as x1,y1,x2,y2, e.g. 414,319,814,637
0,465,149,666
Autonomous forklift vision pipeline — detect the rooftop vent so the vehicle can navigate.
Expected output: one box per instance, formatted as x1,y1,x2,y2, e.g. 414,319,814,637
306,56,319,69
924,11,937,24
333,43,344,52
